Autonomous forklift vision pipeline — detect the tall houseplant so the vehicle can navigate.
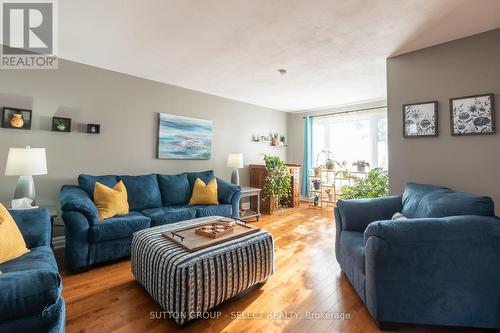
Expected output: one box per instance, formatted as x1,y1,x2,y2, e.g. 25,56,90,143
263,154,292,210
341,168,389,199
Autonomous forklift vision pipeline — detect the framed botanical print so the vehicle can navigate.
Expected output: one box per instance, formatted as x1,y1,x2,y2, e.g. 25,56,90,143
450,94,495,136
402,101,438,137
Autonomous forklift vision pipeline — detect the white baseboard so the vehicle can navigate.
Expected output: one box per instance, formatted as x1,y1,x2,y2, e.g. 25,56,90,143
52,236,65,250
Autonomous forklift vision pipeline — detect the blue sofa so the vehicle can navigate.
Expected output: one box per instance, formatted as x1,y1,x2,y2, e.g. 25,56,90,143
61,170,241,272
335,182,500,330
0,208,65,333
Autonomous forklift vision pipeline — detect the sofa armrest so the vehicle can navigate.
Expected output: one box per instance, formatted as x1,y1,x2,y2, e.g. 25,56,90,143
335,195,403,232
61,185,98,224
63,211,91,272
364,215,500,243
215,178,241,218
10,208,51,248
364,216,500,327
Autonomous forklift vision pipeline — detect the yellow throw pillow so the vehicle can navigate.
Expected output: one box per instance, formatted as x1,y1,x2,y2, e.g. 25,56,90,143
189,178,219,205
94,180,129,221
0,203,30,264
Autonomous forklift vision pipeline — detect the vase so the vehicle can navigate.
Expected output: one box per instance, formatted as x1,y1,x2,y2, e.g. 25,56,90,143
325,161,334,170
313,182,321,190
10,113,24,128
328,193,334,201
357,165,366,172
314,167,321,177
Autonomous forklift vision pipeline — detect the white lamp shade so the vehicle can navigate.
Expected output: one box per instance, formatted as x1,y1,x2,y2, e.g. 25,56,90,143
227,153,243,168
5,147,47,176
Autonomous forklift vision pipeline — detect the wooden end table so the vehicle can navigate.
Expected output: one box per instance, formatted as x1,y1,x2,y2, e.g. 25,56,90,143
240,186,261,221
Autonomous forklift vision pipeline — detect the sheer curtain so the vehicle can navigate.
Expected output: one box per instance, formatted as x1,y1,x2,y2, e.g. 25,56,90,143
312,108,387,169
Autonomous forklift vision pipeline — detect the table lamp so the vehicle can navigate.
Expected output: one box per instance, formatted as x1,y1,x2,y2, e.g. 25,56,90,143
227,153,243,185
5,146,47,205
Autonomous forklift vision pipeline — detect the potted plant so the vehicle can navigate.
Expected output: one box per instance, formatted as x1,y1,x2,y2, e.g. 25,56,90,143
263,154,292,211
341,168,389,199
313,166,322,177
325,188,334,202
325,159,335,170
335,160,349,178
352,160,370,172
312,178,321,190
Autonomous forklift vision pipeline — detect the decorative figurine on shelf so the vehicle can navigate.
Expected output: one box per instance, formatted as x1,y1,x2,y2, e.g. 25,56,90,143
280,135,286,146
271,133,280,146
352,160,370,172
325,188,334,202
10,113,24,128
313,195,319,206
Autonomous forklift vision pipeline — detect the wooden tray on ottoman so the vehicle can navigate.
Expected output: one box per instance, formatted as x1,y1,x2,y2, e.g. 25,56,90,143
162,218,261,252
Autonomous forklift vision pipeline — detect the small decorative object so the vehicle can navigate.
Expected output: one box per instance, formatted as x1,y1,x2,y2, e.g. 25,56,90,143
158,113,211,159
325,188,334,202
312,178,321,190
325,159,335,170
52,117,71,132
280,135,286,146
2,107,32,130
252,133,259,141
403,101,438,137
450,94,495,136
5,146,47,206
313,166,321,177
227,153,243,185
313,195,319,206
271,133,280,146
87,124,100,134
352,160,370,172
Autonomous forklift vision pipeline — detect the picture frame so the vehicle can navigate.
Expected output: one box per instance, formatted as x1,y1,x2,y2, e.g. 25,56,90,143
402,101,438,137
87,124,100,134
1,107,32,130
450,93,495,136
52,117,71,132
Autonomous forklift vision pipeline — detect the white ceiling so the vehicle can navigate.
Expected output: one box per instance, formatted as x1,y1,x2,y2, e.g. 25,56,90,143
59,0,500,111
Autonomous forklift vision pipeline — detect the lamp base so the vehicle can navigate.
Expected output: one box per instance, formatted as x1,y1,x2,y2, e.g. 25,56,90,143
14,175,36,205
230,169,240,186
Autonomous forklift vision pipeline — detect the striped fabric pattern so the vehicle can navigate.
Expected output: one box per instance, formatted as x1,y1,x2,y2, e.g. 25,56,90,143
131,216,274,325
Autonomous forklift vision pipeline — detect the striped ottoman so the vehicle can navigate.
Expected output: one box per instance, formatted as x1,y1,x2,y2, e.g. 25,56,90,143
131,216,274,325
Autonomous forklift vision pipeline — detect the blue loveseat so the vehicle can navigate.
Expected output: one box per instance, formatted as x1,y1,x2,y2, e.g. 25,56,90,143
0,208,65,333
335,182,500,330
61,170,241,272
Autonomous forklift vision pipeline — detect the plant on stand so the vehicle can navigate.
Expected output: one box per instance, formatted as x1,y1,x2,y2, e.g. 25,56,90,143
325,188,334,202
335,160,349,178
341,168,389,199
263,154,292,211
352,160,370,172
312,178,321,190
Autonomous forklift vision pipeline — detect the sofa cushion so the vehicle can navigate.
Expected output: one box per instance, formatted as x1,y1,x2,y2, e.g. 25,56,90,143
184,170,214,190
402,182,495,218
119,174,162,211
339,231,365,274
0,203,30,264
141,207,196,227
94,180,129,221
90,211,150,242
189,178,219,205
157,173,191,206
0,246,61,321
191,204,232,218
78,174,117,198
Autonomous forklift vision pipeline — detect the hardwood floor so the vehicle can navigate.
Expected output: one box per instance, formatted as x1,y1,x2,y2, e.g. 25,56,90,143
58,204,487,333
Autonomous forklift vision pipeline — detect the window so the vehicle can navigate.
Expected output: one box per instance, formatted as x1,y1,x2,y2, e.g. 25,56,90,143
312,108,387,169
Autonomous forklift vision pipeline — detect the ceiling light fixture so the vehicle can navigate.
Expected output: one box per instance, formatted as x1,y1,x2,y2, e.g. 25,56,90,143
278,68,287,75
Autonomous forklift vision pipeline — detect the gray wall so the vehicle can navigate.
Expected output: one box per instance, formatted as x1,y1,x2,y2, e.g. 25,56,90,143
0,59,287,236
387,28,500,203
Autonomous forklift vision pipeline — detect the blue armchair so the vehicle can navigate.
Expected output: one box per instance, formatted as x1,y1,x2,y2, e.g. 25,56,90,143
61,170,241,272
335,182,500,330
0,208,65,333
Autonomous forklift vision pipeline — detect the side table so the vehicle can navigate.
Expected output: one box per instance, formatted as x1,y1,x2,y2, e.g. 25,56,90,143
240,186,261,221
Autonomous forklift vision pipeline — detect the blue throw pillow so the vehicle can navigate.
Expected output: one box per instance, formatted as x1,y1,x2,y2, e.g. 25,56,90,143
402,182,495,218
119,174,162,211
78,174,118,198
157,173,191,206
184,170,215,190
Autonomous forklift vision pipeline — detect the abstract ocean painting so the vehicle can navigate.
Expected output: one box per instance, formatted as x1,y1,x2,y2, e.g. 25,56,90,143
158,113,212,159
